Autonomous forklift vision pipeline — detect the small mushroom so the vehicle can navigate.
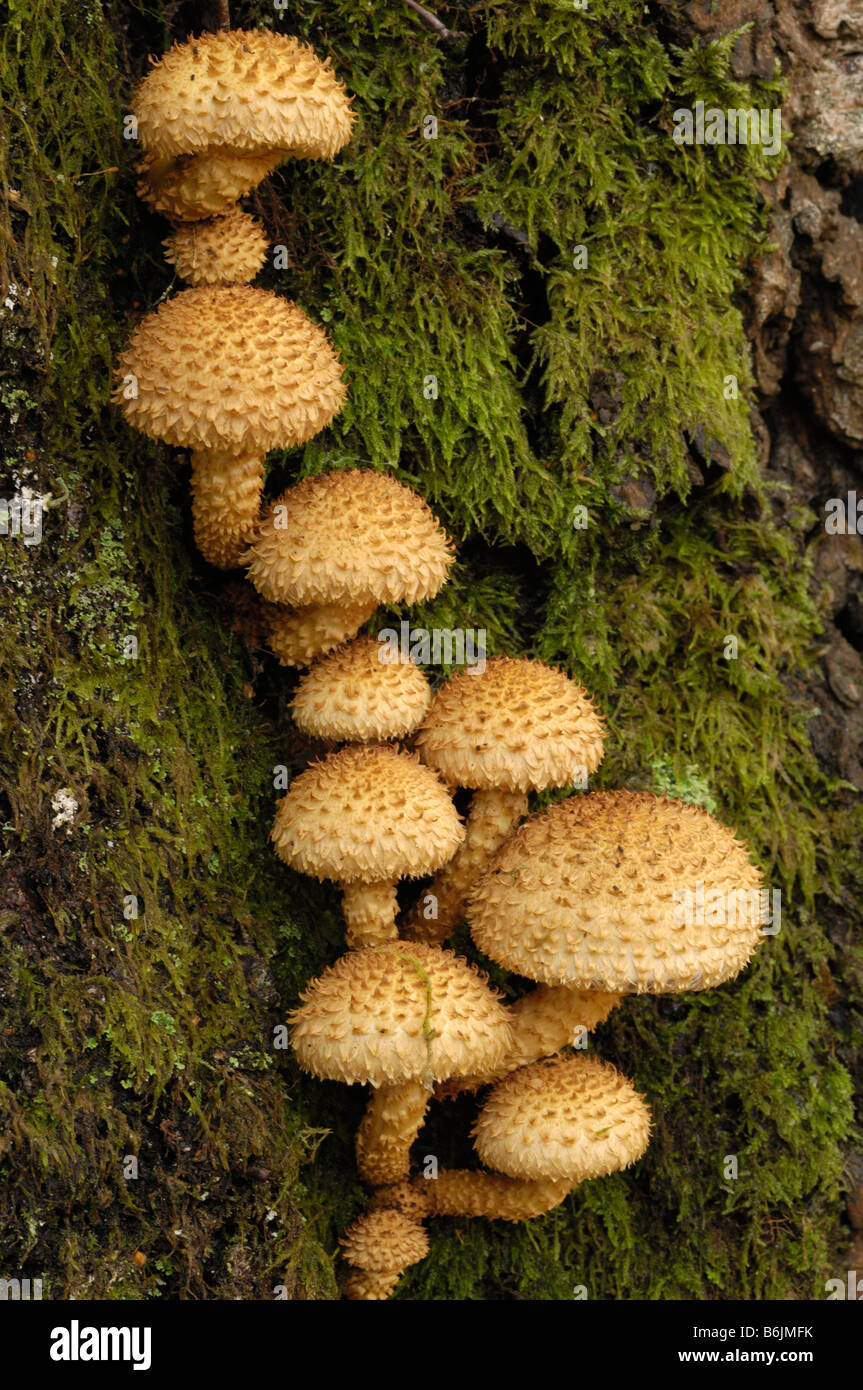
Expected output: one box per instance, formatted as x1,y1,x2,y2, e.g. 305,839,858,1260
113,285,346,568
290,635,432,743
340,1209,429,1301
162,207,269,286
289,943,513,1186
403,657,606,944
132,29,354,222
271,745,464,947
469,789,766,992
245,470,454,666
414,1055,651,1220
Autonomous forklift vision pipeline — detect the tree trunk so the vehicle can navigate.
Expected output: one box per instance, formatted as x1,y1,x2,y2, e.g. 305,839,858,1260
0,0,859,1301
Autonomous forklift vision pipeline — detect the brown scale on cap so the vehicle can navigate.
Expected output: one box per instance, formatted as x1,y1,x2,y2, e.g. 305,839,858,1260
340,1209,429,1301
113,286,345,569
271,745,463,947
162,207,269,285
403,657,606,946
290,635,433,743
290,941,512,1189
133,30,354,221
469,789,766,993
473,1055,652,1183
246,469,454,666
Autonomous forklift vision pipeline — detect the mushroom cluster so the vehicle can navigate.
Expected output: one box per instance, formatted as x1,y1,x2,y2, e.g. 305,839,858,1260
114,28,355,569
115,27,771,1302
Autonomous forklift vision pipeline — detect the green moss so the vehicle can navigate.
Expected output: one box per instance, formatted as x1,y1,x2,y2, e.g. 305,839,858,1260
1,0,859,1302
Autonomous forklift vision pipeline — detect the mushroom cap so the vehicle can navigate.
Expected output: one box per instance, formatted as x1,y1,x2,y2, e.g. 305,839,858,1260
473,1055,651,1183
271,744,464,883
289,942,513,1086
114,286,346,456
133,29,354,162
290,635,433,742
470,790,765,992
245,469,454,608
340,1210,428,1273
162,207,269,285
414,656,606,792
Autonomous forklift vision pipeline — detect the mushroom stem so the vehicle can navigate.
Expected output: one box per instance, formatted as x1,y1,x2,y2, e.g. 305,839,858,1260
438,986,622,1096
265,600,376,668
414,1171,572,1222
356,1081,431,1185
341,880,400,948
402,787,528,945
345,1269,402,1300
190,452,264,569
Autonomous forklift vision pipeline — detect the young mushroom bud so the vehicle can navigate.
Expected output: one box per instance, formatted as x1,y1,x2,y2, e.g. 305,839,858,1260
162,207,269,286
340,1210,429,1301
132,29,354,222
289,943,513,1187
113,285,346,569
415,1055,651,1221
403,657,606,945
245,469,454,667
469,789,767,993
290,635,433,744
271,746,464,947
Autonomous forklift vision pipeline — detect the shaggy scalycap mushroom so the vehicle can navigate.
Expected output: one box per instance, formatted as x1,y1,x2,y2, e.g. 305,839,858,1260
290,635,432,743
246,470,454,666
470,789,765,992
290,942,512,1186
133,29,354,221
473,1055,651,1183
413,1055,650,1224
113,285,346,568
162,206,268,285
340,1209,429,1301
271,745,463,946
404,657,606,946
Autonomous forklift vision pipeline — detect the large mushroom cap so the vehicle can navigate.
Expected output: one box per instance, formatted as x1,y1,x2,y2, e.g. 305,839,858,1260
290,635,433,742
245,469,454,608
271,744,463,883
470,790,765,992
289,942,513,1086
114,285,346,456
162,207,269,285
474,1055,651,1182
414,656,606,791
133,30,354,162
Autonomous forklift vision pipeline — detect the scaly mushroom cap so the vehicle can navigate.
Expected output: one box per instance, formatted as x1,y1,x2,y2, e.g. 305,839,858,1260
290,635,433,742
470,790,765,992
414,656,606,791
133,30,354,163
289,942,513,1086
271,745,463,883
474,1055,651,1182
244,469,454,608
163,207,269,285
340,1210,429,1273
114,286,346,456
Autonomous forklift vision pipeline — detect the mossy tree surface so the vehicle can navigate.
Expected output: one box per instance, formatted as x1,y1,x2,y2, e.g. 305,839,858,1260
0,0,859,1300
